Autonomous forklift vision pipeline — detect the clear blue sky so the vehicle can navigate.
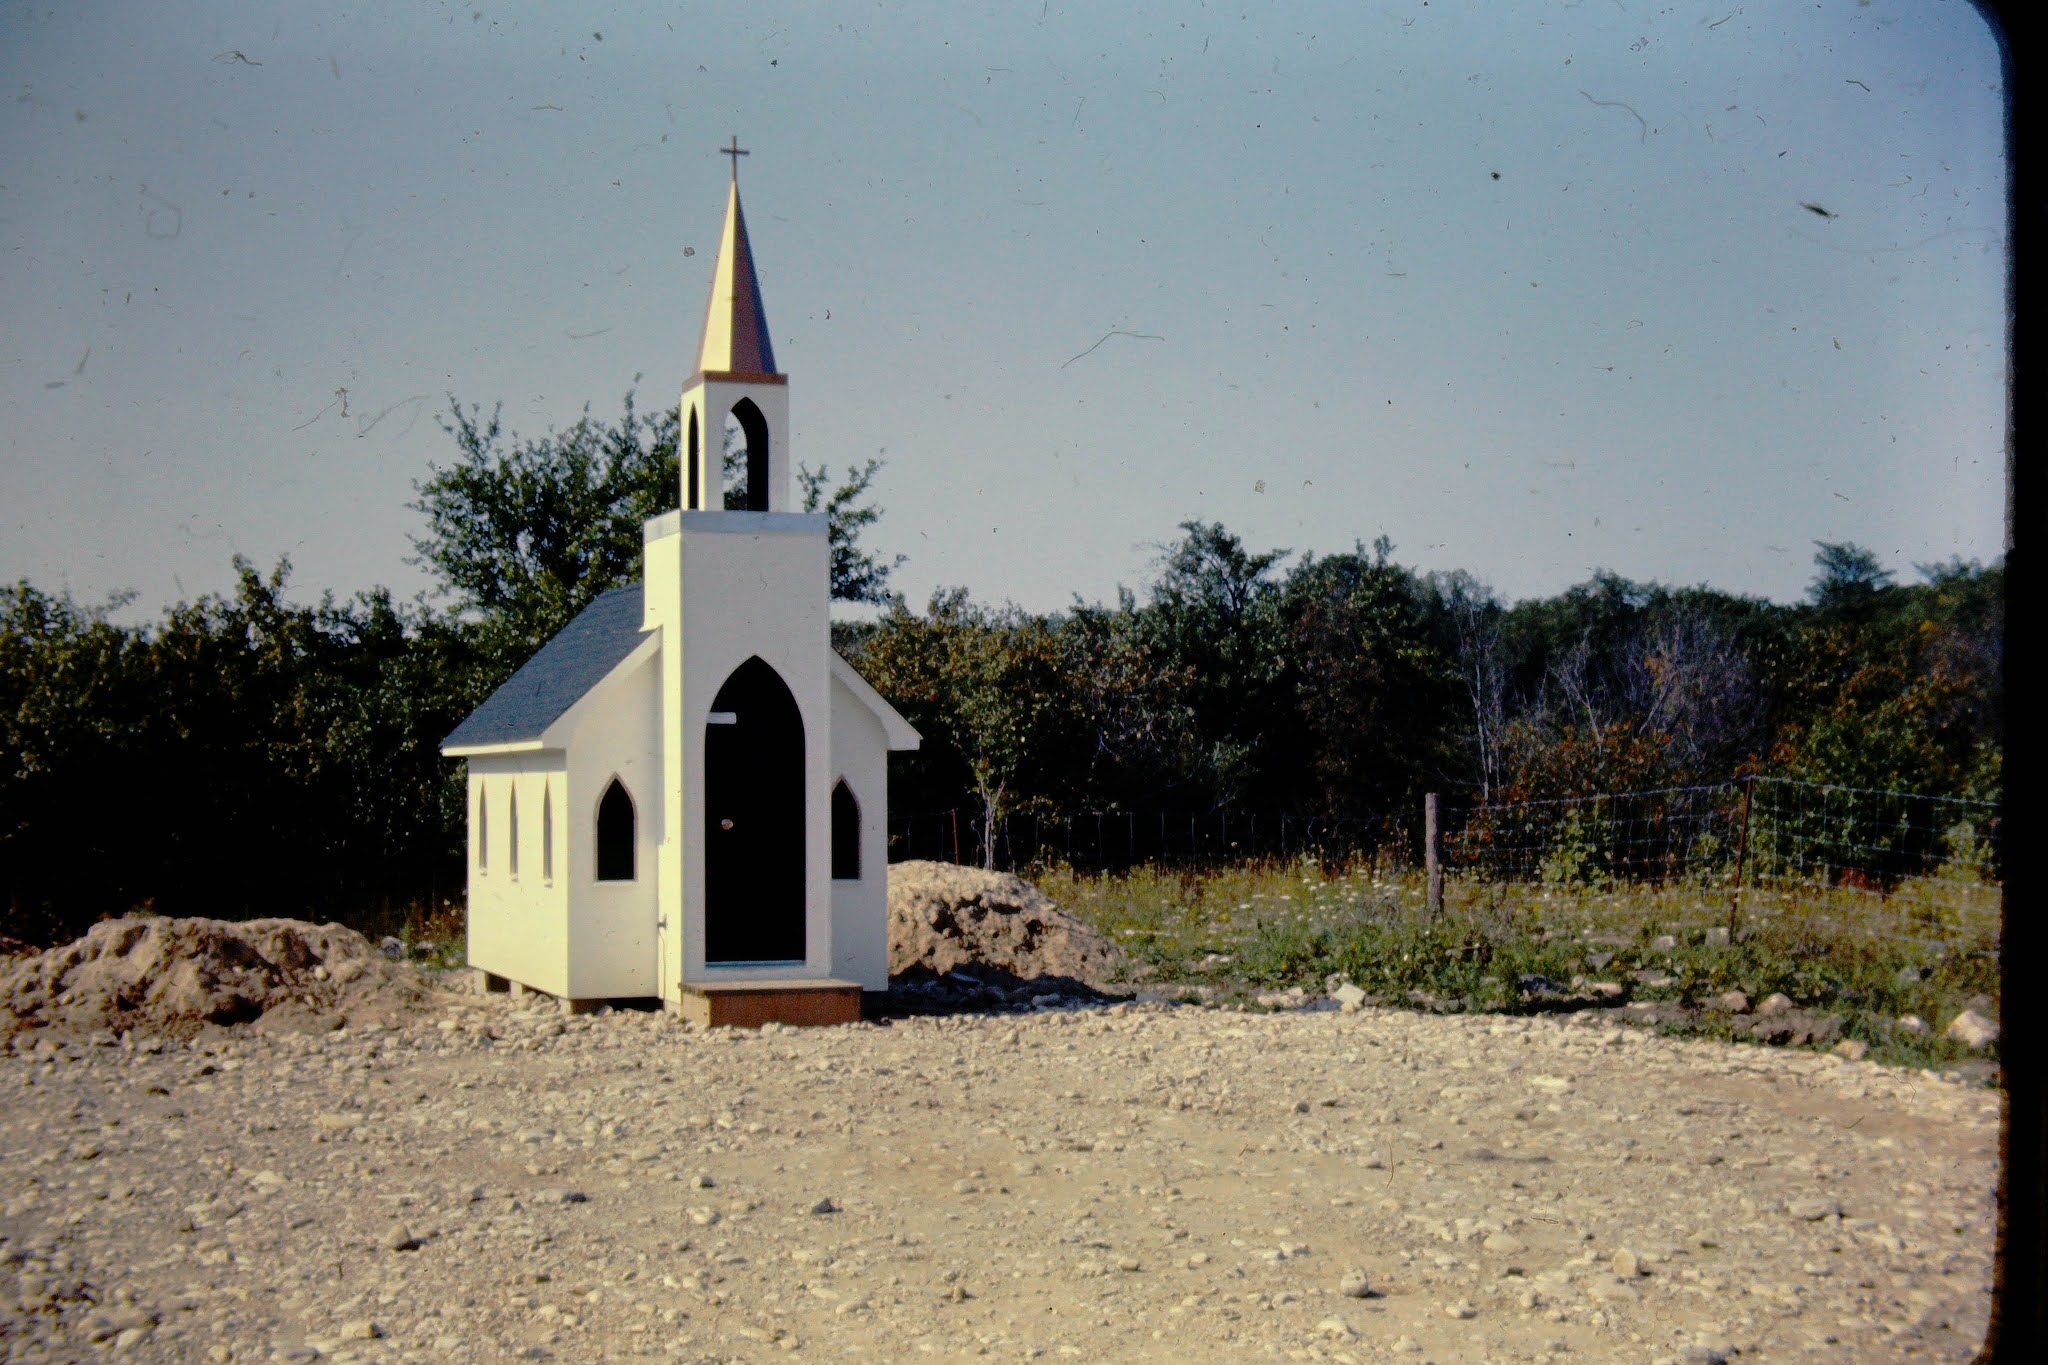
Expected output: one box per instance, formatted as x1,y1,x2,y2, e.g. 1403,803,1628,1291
1,1,2007,620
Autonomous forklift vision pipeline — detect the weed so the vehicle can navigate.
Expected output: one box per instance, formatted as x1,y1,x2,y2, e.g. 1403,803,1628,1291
1038,856,2000,1075
348,898,468,974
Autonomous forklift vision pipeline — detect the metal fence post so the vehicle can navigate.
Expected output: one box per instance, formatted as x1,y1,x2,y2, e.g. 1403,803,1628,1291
1425,792,1444,919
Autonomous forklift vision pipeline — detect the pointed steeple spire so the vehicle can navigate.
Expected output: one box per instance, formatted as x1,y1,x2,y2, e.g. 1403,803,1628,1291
679,146,791,513
692,149,781,385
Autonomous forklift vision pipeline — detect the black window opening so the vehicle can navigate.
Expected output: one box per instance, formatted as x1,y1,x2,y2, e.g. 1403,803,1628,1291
597,778,636,882
478,783,489,871
686,406,701,510
831,779,860,880
508,786,520,879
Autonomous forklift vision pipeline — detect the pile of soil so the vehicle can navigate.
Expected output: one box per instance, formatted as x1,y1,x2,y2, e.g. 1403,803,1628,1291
886,860,1129,1004
0,916,437,1041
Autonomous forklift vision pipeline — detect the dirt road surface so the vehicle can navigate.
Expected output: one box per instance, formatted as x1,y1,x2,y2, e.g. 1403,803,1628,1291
1,993,1996,1363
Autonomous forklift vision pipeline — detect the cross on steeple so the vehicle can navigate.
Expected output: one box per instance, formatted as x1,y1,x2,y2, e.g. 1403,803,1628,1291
720,136,749,182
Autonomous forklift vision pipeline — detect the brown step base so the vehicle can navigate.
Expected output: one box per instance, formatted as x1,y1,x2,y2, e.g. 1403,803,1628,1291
674,979,864,1029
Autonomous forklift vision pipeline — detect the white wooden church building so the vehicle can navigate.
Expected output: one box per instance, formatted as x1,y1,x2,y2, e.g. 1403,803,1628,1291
443,157,919,1026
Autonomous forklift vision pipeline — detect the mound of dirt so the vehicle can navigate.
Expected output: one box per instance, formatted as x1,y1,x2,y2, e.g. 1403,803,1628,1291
0,916,438,1041
887,860,1129,998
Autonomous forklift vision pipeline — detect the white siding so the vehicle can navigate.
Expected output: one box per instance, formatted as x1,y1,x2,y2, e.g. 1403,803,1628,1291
562,647,662,998
828,672,891,990
465,755,570,996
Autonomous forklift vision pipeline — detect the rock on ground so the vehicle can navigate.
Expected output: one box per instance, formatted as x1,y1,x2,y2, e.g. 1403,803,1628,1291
1947,1009,1999,1049
0,916,435,1041
887,860,1128,992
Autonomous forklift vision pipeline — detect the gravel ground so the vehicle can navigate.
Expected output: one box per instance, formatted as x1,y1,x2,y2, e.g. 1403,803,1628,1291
0,991,1996,1364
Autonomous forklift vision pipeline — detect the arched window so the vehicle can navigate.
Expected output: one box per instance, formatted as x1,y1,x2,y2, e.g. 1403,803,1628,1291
542,782,554,883
477,782,489,872
831,780,861,881
686,406,700,509
596,778,636,881
508,785,521,879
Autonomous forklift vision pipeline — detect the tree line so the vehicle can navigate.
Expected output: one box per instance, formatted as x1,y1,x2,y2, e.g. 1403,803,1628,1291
852,529,2001,864
1,394,2002,940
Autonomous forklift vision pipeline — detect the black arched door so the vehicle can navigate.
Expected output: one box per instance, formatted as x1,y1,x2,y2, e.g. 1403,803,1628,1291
704,657,805,962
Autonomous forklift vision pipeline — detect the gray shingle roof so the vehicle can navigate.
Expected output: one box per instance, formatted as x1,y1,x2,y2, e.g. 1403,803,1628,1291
442,582,648,751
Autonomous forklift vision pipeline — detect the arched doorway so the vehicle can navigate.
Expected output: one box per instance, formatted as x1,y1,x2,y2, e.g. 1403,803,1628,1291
704,657,805,962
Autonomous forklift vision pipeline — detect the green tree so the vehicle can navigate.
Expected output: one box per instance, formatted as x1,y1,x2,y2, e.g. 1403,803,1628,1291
411,393,678,666
412,390,902,664
1271,541,1462,818
1809,540,1895,609
1134,521,1291,808
0,582,154,941
1,559,479,944
1052,591,1198,809
853,590,1084,865
1771,555,2002,801
798,459,905,606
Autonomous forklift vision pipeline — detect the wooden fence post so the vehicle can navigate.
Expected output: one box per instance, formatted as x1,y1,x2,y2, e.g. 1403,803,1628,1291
1727,776,1756,939
1425,792,1444,918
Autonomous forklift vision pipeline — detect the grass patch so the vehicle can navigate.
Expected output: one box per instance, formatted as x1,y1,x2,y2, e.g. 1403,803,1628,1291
1037,857,2000,1074
344,899,469,975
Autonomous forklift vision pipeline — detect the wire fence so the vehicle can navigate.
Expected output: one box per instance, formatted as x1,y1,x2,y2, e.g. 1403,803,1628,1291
887,807,1396,873
1445,777,2001,953
888,776,2002,954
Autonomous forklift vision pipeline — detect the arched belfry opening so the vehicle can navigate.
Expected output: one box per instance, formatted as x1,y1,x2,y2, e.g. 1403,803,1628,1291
596,778,636,881
725,399,771,512
704,656,805,962
685,407,701,510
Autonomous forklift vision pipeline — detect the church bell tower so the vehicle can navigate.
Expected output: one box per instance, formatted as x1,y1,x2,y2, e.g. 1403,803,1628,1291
679,138,790,514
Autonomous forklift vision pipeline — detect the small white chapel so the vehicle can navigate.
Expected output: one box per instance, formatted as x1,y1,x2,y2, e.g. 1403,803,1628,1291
442,147,920,1027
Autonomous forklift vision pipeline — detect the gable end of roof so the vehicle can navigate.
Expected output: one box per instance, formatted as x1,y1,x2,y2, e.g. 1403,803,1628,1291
829,651,921,751
442,582,649,753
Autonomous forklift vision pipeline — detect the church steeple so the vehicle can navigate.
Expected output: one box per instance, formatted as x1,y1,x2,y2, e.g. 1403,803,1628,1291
680,141,791,513
691,142,781,386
